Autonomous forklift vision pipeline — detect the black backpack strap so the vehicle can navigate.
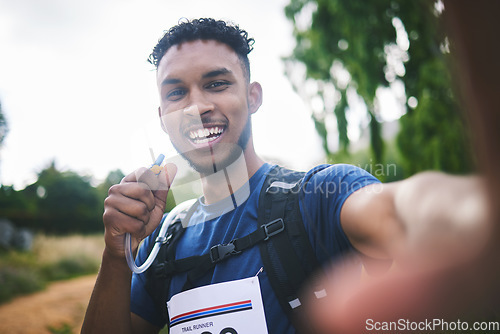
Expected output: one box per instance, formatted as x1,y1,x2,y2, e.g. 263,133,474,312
179,213,287,291
144,197,291,326
145,165,323,329
144,200,199,324
258,165,321,327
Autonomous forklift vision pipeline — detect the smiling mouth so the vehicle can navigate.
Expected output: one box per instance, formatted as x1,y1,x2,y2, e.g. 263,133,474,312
187,126,225,145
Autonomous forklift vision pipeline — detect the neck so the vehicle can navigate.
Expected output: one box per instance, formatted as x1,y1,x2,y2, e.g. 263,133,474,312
200,142,264,205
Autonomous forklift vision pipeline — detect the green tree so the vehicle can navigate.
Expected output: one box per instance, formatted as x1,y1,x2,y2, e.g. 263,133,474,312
95,169,125,218
1,165,127,234
1,161,103,234
32,161,103,234
95,169,125,199
0,101,7,148
0,185,38,226
284,0,472,175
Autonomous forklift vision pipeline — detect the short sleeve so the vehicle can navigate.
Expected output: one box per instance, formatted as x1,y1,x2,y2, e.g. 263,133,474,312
299,164,380,264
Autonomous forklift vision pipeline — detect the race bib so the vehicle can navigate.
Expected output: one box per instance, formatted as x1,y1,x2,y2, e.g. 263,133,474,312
167,277,268,334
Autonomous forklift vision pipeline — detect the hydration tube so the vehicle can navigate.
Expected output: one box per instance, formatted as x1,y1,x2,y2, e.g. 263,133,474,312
124,199,196,274
123,153,192,274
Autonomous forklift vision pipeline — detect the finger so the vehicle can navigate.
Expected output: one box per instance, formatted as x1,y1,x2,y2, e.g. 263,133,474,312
103,205,147,238
150,162,178,191
122,167,161,193
136,168,161,191
108,182,155,212
145,164,178,236
164,163,177,187
133,165,176,193
122,167,147,183
104,191,152,225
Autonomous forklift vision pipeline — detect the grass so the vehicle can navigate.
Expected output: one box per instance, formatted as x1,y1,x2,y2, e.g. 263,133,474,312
48,323,73,334
0,233,104,304
33,234,104,281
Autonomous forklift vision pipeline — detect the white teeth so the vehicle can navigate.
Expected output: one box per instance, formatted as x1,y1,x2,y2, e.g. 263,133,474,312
187,126,224,143
196,137,210,144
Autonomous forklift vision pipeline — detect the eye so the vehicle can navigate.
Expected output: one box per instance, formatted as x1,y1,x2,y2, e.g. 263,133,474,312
166,88,186,101
206,81,231,90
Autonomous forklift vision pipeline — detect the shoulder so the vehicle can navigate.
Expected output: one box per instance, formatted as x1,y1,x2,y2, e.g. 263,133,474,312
290,164,380,263
301,163,380,197
305,163,379,179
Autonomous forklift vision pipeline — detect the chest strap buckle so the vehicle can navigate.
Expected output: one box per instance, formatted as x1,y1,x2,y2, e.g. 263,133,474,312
210,241,241,263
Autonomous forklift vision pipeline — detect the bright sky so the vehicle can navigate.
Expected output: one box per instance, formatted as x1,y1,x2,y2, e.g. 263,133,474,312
0,0,331,189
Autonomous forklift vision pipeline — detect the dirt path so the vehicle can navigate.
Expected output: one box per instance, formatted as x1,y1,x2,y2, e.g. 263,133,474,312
0,274,97,334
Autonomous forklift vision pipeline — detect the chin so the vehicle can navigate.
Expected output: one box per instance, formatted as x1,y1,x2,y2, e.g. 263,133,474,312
178,143,244,175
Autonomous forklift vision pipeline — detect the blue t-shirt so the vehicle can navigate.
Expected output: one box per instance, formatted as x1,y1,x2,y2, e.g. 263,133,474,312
131,163,379,333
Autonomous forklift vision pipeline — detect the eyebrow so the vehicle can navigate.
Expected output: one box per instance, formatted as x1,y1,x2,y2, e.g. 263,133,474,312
160,78,182,86
160,68,233,87
202,67,232,79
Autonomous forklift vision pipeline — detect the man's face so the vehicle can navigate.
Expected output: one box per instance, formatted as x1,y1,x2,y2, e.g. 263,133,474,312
157,40,256,175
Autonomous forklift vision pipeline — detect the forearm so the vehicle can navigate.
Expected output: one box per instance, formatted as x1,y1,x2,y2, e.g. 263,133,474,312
81,163,174,333
81,248,134,334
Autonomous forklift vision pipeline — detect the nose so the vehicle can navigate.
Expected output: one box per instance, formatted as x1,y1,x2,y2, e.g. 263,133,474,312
183,89,214,117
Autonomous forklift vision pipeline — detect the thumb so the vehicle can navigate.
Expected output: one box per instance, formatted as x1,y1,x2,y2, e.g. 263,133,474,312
164,162,177,188
154,162,177,205
145,163,177,238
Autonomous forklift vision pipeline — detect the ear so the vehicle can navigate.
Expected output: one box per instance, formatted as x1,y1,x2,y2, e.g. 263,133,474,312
158,106,168,133
248,82,263,115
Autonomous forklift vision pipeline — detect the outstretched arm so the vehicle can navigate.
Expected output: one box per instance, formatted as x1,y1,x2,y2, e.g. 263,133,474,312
306,171,490,334
341,171,488,265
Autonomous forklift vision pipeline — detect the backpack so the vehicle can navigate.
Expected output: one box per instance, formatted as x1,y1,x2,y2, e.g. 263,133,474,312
144,165,321,330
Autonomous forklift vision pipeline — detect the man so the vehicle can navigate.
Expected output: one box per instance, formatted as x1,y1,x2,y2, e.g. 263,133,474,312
82,18,488,333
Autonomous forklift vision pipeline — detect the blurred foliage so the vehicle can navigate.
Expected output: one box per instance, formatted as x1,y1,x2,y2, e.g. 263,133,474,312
47,323,73,334
337,138,405,182
34,162,102,233
0,101,8,148
284,0,473,176
40,255,98,280
0,234,104,304
0,159,188,235
0,260,45,303
0,162,124,234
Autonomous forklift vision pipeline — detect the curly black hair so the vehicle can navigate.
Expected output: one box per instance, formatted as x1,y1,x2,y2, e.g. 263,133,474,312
148,18,255,80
